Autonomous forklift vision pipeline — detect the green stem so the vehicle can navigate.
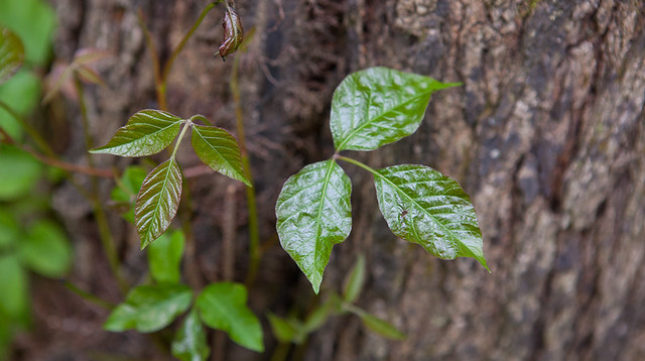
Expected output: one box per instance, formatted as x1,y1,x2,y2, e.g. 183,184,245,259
171,120,192,160
335,155,381,178
75,77,128,294
231,55,260,286
158,1,222,111
0,100,54,157
64,281,114,310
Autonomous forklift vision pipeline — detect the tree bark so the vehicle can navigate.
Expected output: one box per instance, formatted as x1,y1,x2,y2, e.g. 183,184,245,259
24,0,645,360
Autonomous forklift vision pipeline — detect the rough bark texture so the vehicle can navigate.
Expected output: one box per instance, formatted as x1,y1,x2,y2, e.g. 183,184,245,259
15,0,645,360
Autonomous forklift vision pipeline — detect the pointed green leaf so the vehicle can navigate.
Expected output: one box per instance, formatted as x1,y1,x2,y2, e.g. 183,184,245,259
90,110,183,156
0,26,24,84
135,159,183,250
172,309,210,361
148,229,185,284
275,160,352,293
373,164,488,270
342,254,366,303
18,220,72,277
196,283,263,352
191,124,250,186
0,255,28,317
330,67,459,151
103,284,192,333
110,166,147,223
359,313,406,340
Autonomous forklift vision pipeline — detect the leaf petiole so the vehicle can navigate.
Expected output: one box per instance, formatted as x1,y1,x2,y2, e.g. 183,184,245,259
335,155,381,178
170,120,193,160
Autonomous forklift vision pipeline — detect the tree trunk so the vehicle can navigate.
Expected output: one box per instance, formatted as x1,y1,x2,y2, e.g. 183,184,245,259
21,0,645,360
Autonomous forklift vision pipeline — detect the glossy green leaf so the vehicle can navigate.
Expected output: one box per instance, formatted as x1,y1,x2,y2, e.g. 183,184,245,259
135,159,183,250
0,0,56,65
148,229,184,284
374,165,488,270
359,313,405,340
267,313,303,344
0,145,42,201
103,284,192,333
18,220,71,277
172,308,209,361
0,26,24,84
90,110,183,157
110,166,147,223
275,160,352,293
0,255,28,317
343,254,365,303
196,283,263,352
330,67,459,151
191,124,250,186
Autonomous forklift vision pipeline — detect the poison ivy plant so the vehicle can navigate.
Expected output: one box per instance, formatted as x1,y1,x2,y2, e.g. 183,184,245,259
196,282,264,352
276,67,489,294
172,309,209,361
101,227,264,357
268,255,405,345
91,110,248,249
103,284,193,333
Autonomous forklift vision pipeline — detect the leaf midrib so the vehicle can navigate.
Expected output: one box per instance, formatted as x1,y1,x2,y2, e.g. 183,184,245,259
94,117,180,152
194,126,244,180
142,160,176,243
336,90,432,151
374,168,466,254
311,160,336,282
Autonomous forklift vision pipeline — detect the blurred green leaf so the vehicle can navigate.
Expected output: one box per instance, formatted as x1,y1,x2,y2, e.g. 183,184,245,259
303,297,336,333
0,26,25,85
0,70,41,141
343,254,366,304
0,311,11,361
0,208,19,249
18,219,72,277
196,283,263,352
148,229,184,284
135,159,183,250
0,0,56,65
0,255,28,317
110,166,147,223
104,284,192,333
359,313,405,340
267,313,301,344
90,110,183,157
0,145,42,200
172,309,209,361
